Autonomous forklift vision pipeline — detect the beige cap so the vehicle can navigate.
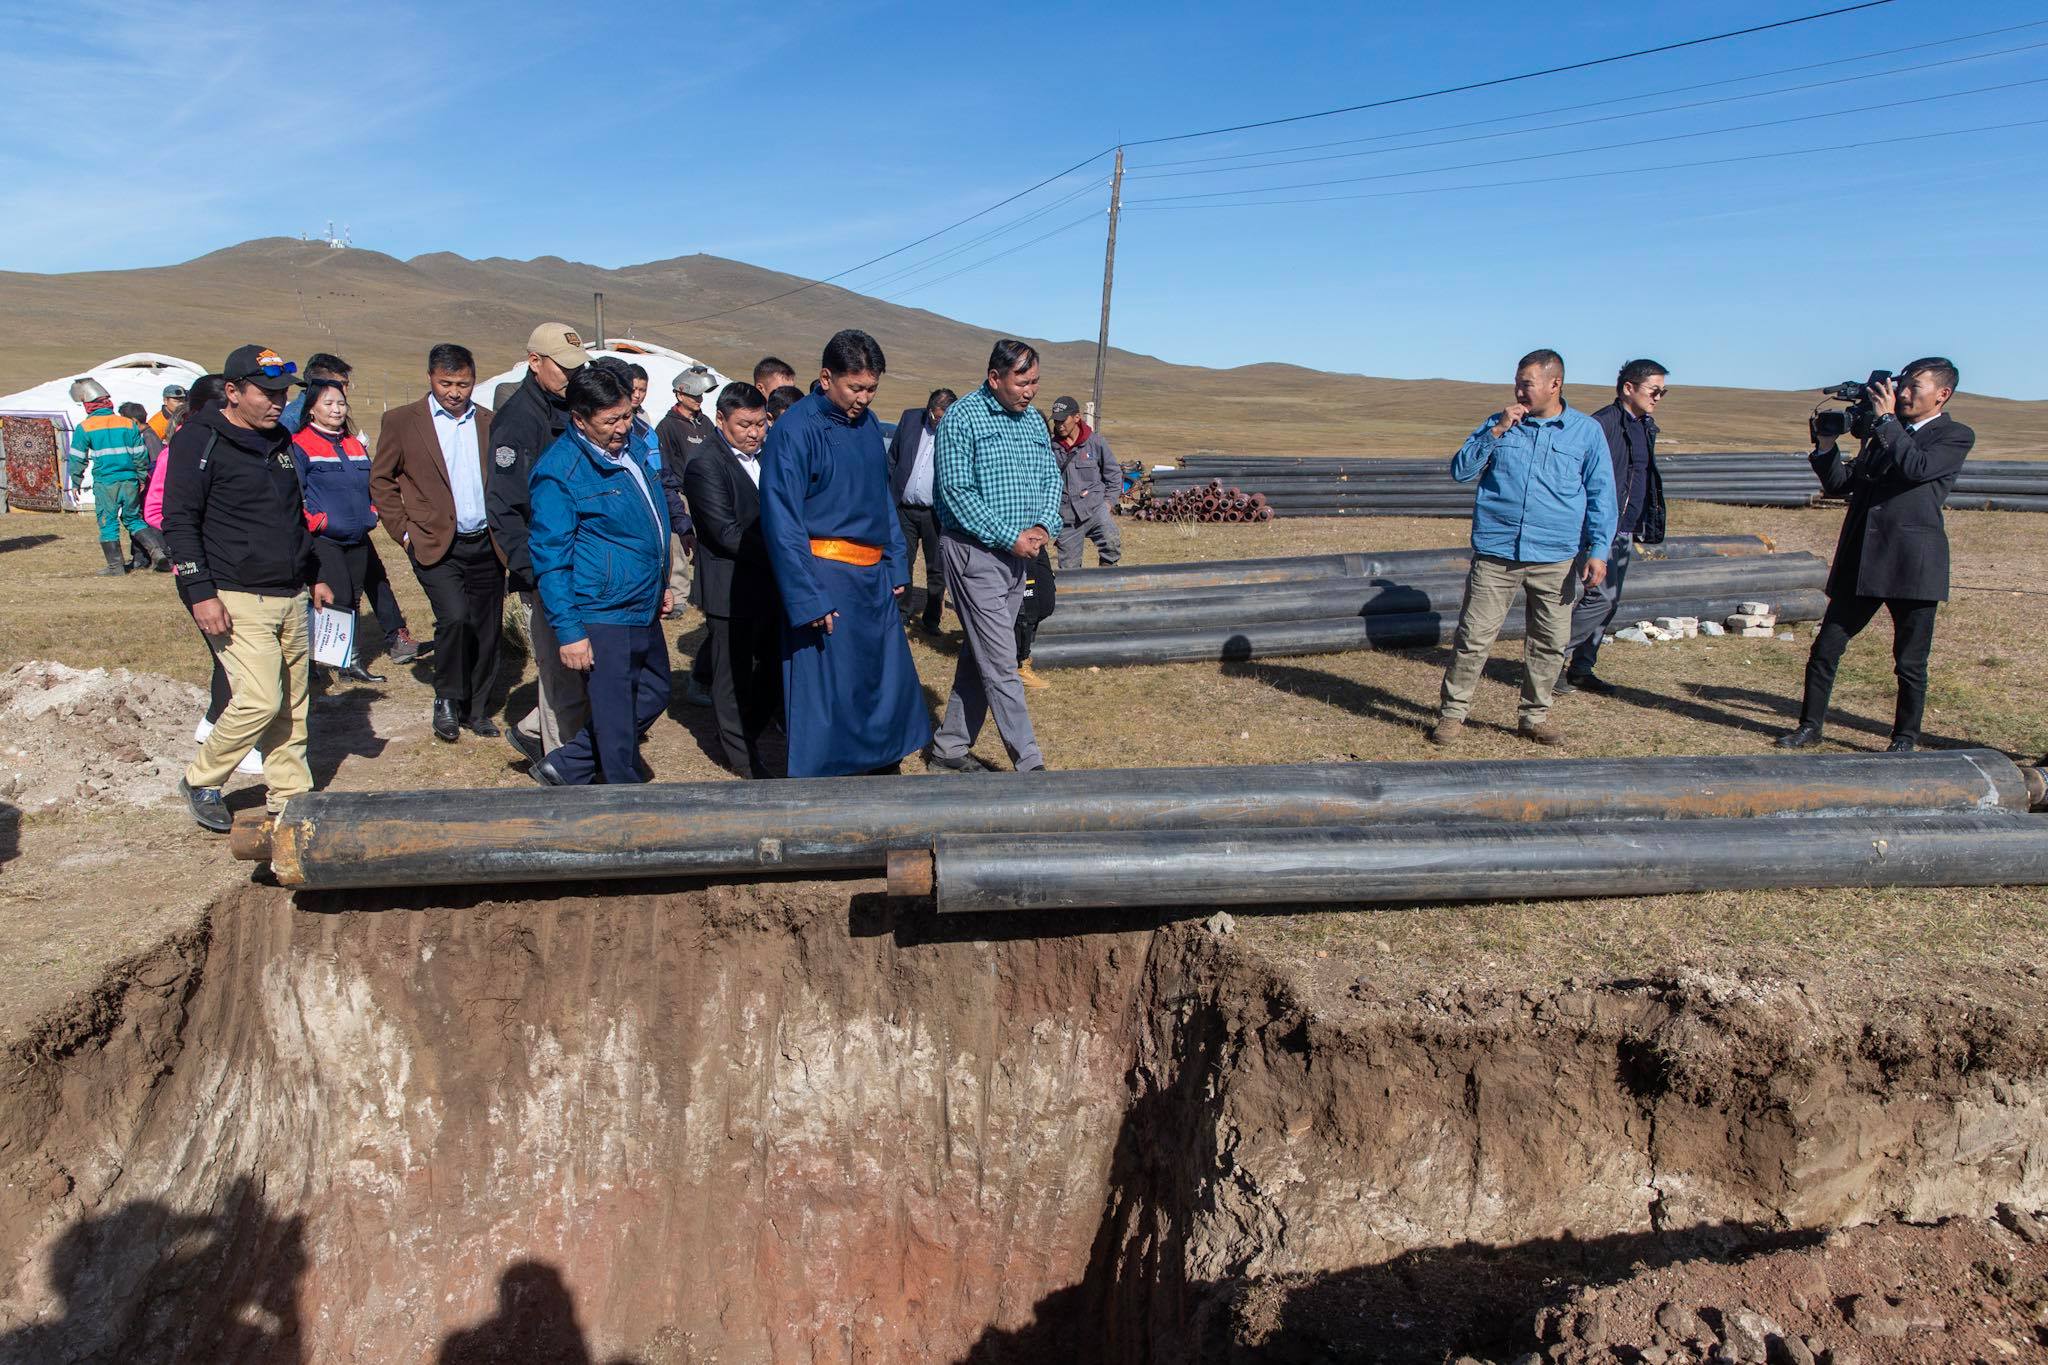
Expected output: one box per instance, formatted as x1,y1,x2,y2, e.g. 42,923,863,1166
525,323,591,370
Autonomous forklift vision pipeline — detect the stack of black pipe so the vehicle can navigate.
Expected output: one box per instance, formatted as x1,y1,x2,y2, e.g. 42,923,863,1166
1144,452,2048,516
1031,537,1825,671
244,752,2048,918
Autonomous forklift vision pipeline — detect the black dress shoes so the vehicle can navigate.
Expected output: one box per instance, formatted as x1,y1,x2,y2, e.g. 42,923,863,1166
338,665,385,684
1886,734,1917,753
530,756,567,786
1773,724,1823,749
432,699,460,743
463,714,501,738
1567,671,1618,696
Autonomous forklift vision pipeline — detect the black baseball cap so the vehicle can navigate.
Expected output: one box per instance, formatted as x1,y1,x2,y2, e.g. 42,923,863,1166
1050,396,1080,421
222,345,303,391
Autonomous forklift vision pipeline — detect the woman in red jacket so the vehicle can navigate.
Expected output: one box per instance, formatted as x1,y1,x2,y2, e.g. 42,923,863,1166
290,382,415,684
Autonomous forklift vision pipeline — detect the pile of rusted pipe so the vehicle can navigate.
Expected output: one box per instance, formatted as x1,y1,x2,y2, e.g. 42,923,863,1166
235,752,2048,908
1122,477,1275,523
1031,548,1828,670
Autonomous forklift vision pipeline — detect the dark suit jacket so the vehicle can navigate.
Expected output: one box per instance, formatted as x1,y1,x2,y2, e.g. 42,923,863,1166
1589,402,1666,545
886,407,935,503
682,436,776,619
370,396,496,568
1813,410,1974,602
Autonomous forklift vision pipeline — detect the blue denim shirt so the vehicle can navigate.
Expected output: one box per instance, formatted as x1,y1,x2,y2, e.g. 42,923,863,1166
1450,404,1617,563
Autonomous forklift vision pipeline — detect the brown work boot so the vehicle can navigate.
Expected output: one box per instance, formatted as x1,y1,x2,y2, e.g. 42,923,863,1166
1425,718,1464,747
1017,661,1051,691
1518,719,1565,746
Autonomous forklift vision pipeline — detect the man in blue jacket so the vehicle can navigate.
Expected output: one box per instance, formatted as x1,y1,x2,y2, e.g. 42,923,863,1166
525,364,673,785
1429,349,1616,748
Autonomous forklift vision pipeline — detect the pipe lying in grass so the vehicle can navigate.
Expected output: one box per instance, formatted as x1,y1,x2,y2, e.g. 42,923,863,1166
898,813,2048,913
1041,554,1826,635
1030,588,1827,669
232,750,2041,890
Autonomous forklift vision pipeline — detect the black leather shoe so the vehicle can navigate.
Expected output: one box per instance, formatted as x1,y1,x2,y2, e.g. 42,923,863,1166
338,665,385,684
432,699,460,743
1569,671,1618,696
923,745,987,773
178,777,232,834
530,756,567,787
463,714,501,738
1774,724,1823,749
1886,734,1917,753
505,725,544,767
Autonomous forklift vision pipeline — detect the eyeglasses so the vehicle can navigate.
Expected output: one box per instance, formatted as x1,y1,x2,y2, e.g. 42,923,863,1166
1641,386,1669,398
251,360,298,378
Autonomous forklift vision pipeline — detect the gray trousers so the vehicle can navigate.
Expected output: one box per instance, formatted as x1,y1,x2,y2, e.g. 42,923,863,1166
1056,501,1122,569
1565,535,1633,676
515,592,591,755
932,533,1044,770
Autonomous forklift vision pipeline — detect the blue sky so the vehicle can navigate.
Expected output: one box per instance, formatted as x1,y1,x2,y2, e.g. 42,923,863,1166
5,0,2045,397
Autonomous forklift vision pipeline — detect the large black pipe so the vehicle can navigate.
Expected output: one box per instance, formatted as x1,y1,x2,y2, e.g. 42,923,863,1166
1029,588,1828,668
1061,536,1769,597
237,750,2040,890
1042,555,1827,635
910,813,2048,913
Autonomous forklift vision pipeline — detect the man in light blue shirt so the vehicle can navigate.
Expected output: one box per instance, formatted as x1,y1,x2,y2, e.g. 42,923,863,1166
1429,348,1615,747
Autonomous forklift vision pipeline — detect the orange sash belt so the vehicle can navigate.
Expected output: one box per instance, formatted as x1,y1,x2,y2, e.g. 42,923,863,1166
810,537,883,567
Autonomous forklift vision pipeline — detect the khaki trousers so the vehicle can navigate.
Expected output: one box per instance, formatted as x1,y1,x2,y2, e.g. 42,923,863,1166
186,589,312,810
1436,555,1576,726
514,592,591,755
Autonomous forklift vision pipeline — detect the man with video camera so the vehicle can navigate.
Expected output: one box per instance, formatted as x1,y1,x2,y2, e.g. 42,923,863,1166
1775,357,1973,754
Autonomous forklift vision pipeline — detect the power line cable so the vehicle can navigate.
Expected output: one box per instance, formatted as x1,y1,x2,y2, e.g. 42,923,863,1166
1124,36,2048,181
1121,116,2048,210
1127,18,2047,171
881,212,1105,302
855,180,1104,293
672,1,1893,324
1115,0,1893,150
1128,74,2047,204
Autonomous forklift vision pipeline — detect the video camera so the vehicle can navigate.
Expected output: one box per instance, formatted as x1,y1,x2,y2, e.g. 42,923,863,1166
1810,370,1891,445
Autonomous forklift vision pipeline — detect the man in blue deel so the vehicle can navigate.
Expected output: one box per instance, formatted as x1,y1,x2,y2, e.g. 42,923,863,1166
758,329,931,777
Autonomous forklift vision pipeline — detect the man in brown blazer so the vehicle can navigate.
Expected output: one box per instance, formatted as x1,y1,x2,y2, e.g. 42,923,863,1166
370,343,504,743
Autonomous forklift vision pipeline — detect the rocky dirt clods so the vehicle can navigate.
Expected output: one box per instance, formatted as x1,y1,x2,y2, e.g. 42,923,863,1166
0,661,203,812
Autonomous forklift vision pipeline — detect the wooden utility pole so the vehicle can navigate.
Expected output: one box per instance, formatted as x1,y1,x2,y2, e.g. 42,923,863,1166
1089,147,1124,427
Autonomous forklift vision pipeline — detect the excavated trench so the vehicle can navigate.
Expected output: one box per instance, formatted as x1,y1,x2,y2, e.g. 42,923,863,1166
3,880,2047,1363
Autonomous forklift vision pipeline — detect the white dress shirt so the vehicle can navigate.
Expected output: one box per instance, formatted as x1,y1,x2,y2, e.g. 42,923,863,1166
432,399,486,533
902,422,937,506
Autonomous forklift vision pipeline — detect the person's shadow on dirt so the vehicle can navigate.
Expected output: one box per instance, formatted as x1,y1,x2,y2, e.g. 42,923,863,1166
0,799,18,867
306,684,387,787
0,1174,306,1364
438,1260,642,1365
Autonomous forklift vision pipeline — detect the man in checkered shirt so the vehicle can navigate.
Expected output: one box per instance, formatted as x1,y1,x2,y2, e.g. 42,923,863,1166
928,339,1066,772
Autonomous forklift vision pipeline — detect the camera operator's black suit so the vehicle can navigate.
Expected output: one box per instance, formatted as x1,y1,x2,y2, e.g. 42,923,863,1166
1795,411,1974,747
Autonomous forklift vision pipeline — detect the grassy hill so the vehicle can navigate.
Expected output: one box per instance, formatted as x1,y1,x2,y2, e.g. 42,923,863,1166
3,237,2044,459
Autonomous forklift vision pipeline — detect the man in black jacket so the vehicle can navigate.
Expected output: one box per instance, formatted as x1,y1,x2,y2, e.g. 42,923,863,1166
163,345,335,833
682,382,784,776
1777,357,1974,753
1560,359,1668,694
886,388,955,632
486,323,590,764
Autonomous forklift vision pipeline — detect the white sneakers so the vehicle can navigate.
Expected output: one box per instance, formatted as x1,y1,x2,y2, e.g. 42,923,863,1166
193,718,265,776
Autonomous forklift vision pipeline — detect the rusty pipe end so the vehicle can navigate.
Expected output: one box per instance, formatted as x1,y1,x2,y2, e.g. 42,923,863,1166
887,848,935,898
2024,765,2048,812
229,810,274,862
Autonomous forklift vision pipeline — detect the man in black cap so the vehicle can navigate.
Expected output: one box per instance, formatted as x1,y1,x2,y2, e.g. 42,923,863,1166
162,345,335,833
1048,396,1122,569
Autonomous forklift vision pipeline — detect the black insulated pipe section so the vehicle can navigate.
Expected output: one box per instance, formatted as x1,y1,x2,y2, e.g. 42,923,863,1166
921,813,2048,913
251,750,2038,889
1029,589,1828,669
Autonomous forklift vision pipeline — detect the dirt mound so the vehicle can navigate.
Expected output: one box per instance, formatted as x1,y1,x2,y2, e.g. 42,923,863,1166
0,661,204,813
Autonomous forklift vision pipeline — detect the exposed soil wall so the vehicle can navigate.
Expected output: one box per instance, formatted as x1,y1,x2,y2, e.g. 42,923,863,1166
3,882,2045,1363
